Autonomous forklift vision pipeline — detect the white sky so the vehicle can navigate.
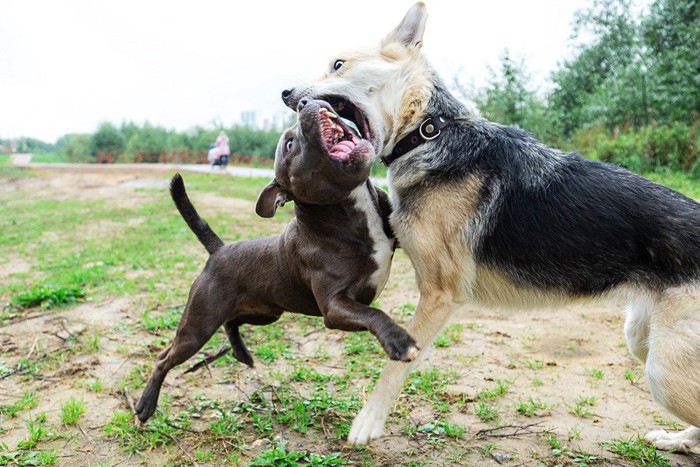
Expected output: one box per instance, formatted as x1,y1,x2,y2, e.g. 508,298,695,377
1,0,615,143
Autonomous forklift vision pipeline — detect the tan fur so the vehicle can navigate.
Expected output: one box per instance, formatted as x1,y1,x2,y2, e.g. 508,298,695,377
646,284,700,425
391,176,483,301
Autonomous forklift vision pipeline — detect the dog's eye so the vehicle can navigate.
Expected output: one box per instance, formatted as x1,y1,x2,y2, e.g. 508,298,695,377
332,60,345,72
285,139,293,152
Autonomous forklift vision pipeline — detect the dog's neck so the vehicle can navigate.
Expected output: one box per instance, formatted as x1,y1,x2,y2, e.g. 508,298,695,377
385,69,468,158
292,181,388,238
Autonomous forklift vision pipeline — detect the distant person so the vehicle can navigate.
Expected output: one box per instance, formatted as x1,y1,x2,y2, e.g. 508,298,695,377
214,131,230,168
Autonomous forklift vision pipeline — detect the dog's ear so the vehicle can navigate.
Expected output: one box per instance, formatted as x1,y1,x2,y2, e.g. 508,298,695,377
381,2,428,50
255,180,290,218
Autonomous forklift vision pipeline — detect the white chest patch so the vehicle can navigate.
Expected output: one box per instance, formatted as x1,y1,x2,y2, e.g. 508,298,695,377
350,185,395,300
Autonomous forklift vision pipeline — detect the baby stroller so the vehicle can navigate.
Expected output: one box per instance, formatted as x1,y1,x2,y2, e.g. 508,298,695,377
208,144,228,167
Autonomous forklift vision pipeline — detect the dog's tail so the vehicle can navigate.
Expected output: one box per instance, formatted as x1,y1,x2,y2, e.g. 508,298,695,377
170,173,224,255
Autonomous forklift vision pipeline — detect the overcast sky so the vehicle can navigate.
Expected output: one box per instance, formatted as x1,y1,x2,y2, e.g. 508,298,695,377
2,0,626,143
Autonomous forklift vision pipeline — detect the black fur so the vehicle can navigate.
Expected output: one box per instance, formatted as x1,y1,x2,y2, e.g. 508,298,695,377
417,81,700,296
170,173,224,255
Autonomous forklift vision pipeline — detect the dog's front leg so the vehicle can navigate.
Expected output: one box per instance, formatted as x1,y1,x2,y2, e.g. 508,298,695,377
322,295,419,362
347,290,459,445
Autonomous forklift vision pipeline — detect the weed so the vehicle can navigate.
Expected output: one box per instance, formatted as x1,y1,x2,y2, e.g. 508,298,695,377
477,380,510,400
82,332,101,353
253,341,290,363
516,397,549,417
604,437,671,466
141,306,183,331
12,285,85,309
587,367,605,385
474,401,499,422
17,413,54,450
344,332,381,357
417,420,465,439
543,432,562,450
0,446,58,466
391,302,416,317
248,441,347,466
434,323,465,348
624,368,643,385
195,449,213,463
568,425,583,441
76,378,103,392
568,395,598,418
117,364,148,391
60,397,85,425
105,410,185,453
0,391,38,417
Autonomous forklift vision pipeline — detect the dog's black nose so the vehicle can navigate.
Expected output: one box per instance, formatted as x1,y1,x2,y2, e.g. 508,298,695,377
282,88,294,106
296,98,309,112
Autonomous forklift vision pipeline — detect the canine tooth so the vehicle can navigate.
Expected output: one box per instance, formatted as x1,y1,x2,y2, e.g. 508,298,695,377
327,111,338,119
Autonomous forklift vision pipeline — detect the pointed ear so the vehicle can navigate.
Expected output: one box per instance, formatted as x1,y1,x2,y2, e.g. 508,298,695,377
255,180,290,218
381,2,428,49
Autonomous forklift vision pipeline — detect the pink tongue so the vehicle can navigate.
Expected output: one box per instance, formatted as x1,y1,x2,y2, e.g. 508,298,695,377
330,140,357,160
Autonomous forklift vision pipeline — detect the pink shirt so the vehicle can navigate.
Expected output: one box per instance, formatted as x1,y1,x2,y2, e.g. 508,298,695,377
216,134,230,155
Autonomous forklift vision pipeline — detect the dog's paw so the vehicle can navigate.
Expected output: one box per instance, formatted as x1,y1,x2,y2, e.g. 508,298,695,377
380,328,420,362
644,427,700,452
134,396,156,423
347,405,387,446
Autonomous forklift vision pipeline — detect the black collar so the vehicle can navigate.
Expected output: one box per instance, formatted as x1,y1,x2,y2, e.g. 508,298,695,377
380,115,452,166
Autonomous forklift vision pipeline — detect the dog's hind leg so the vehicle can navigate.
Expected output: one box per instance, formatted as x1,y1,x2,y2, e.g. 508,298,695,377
641,284,700,452
135,291,224,422
623,290,657,363
347,290,459,445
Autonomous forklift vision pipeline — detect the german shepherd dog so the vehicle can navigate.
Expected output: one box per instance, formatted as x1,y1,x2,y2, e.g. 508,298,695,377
281,2,700,450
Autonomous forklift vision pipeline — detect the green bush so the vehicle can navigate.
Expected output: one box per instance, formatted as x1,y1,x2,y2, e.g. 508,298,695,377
573,121,699,178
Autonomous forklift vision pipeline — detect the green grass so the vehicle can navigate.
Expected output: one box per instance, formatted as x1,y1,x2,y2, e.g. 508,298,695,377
474,401,499,422
11,286,86,309
604,437,671,466
1,166,691,465
28,153,70,163
60,397,85,425
0,391,38,417
515,397,550,417
568,395,598,418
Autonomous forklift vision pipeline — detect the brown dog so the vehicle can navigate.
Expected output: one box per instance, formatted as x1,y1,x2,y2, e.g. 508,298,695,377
135,99,418,423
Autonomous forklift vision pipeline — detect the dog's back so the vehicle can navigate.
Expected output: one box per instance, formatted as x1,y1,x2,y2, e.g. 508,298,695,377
438,121,700,295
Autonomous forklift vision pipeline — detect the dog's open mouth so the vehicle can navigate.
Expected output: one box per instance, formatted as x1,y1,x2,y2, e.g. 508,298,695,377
323,96,371,142
317,105,371,162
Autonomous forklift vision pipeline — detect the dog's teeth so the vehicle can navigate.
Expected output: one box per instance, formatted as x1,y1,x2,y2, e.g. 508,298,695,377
327,111,338,119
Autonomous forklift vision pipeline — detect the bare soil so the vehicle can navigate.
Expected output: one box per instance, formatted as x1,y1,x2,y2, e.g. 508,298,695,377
1,166,699,466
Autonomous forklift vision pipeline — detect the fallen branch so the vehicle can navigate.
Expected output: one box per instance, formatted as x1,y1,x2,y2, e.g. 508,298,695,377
473,422,550,440
183,346,230,375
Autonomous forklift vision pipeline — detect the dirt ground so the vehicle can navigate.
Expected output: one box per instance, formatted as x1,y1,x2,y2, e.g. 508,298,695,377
1,166,699,466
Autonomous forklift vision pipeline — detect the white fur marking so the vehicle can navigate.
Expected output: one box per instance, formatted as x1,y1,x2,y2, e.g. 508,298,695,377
350,185,394,299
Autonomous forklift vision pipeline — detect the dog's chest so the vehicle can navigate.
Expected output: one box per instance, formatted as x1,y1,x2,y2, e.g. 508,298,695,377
350,186,395,300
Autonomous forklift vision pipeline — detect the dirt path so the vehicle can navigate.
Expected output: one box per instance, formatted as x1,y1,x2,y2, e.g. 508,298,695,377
1,166,698,466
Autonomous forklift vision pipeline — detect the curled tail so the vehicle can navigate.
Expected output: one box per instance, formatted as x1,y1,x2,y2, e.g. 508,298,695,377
170,174,224,255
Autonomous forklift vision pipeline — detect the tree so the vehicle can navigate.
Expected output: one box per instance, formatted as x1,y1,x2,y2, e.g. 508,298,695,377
548,0,645,134
457,50,551,141
89,122,125,159
642,0,700,124
55,134,92,162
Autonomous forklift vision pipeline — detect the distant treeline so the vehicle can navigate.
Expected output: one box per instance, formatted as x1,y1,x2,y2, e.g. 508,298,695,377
5,0,697,177
457,0,699,178
54,121,286,163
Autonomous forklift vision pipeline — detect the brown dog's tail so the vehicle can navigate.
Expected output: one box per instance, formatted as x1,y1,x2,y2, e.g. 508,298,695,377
170,174,224,255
